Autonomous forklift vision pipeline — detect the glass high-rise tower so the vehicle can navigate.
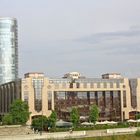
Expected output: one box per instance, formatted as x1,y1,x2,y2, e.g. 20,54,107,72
0,17,18,85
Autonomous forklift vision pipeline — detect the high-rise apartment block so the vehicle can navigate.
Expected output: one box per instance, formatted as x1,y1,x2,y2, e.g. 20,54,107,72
0,17,18,85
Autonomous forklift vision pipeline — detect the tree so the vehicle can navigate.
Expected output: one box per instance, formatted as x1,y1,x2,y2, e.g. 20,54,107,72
2,114,13,125
136,113,140,120
70,108,79,128
32,116,48,131
89,105,99,124
48,110,57,128
9,99,30,124
31,111,57,131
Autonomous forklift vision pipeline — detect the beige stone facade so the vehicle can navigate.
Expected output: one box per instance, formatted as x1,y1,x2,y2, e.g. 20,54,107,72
1,72,140,124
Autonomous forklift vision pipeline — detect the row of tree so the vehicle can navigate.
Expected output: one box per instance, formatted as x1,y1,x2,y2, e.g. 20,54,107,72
31,105,99,130
32,111,57,131
2,100,30,125
70,105,99,127
2,99,99,130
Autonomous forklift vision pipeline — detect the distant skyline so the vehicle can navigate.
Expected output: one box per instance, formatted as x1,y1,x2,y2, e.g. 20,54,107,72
1,0,140,78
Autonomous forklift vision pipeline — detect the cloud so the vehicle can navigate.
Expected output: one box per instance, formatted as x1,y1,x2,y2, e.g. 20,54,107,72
75,26,140,55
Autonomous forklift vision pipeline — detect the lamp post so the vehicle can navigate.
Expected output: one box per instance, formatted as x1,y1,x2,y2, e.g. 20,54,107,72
136,107,138,127
113,108,116,121
40,111,43,135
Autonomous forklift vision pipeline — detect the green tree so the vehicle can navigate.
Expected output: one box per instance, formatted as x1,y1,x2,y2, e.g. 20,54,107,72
32,116,48,131
70,108,79,128
10,99,30,124
48,110,57,128
89,105,99,124
2,114,13,125
136,114,140,120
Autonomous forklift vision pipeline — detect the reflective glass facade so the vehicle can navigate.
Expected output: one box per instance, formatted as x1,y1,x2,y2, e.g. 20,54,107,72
32,78,44,112
0,18,18,85
129,79,137,108
54,91,121,121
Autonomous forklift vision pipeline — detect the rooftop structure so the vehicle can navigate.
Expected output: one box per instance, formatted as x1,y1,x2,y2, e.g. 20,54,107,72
102,73,122,79
63,72,82,79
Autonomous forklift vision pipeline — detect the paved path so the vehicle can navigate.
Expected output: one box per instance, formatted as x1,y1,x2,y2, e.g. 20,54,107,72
0,131,86,140
0,127,139,140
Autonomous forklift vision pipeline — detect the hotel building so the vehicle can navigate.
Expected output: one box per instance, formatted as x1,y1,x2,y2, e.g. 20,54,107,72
0,72,140,124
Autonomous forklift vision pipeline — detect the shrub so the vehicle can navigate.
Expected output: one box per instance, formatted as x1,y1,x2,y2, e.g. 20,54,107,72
32,116,48,131
89,105,99,124
111,135,117,140
135,129,140,137
70,108,79,128
96,136,103,140
2,114,13,125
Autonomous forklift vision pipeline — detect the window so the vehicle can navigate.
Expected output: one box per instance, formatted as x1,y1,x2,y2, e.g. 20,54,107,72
57,91,65,99
48,91,52,110
62,83,66,88
97,83,100,88
129,79,137,108
97,91,104,108
123,91,127,107
32,78,44,112
55,83,59,89
90,92,96,105
104,83,107,88
90,83,94,88
110,82,113,88
83,83,87,88
116,82,120,88
77,92,87,99
24,91,29,104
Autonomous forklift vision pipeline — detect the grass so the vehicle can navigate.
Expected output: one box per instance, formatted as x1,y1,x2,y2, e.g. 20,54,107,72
135,129,140,137
49,122,140,132
66,134,140,140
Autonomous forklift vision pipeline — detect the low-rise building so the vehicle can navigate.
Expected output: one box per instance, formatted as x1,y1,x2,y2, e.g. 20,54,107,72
0,72,140,124
0,80,21,116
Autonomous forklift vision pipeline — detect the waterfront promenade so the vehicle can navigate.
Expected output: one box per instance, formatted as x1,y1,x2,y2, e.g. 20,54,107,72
0,126,140,140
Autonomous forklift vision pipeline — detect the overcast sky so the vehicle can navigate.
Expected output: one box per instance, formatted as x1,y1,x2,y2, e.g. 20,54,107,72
1,0,140,78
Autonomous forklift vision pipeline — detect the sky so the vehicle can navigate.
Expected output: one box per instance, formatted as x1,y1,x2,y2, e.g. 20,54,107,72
0,0,140,78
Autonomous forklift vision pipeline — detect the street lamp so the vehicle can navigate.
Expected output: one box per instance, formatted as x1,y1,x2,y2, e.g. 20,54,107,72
40,111,43,135
113,108,116,121
136,107,138,127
